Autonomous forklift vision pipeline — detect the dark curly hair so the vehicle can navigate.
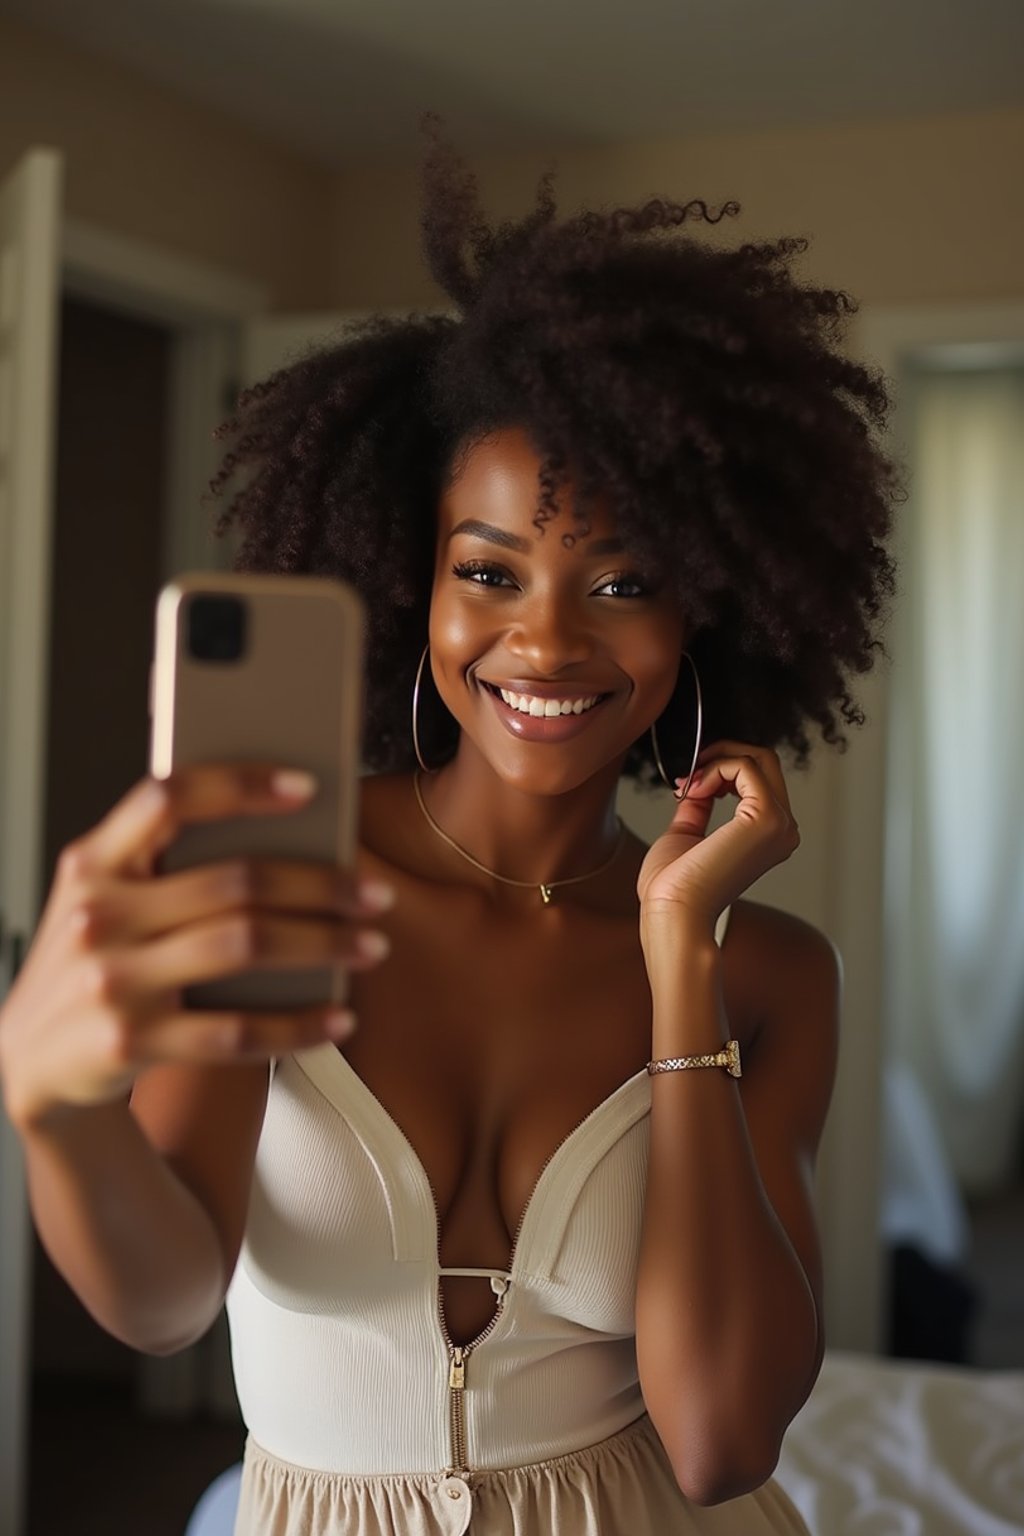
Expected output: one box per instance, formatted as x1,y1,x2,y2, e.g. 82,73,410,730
210,119,902,787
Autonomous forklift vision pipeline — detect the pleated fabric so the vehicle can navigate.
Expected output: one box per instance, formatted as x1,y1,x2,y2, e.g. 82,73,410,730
236,1415,813,1536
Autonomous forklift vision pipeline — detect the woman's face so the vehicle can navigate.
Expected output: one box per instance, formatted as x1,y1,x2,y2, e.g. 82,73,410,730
428,426,686,795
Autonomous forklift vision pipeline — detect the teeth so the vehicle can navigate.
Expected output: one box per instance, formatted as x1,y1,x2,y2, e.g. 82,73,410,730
497,687,600,716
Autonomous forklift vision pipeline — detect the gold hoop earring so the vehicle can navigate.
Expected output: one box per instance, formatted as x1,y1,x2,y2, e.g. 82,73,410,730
650,651,703,800
411,643,438,774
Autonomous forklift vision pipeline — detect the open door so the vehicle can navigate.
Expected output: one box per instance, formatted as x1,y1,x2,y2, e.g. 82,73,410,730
0,147,64,1536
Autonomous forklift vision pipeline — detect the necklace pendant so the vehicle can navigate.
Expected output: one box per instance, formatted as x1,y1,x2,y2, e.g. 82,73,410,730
539,884,553,906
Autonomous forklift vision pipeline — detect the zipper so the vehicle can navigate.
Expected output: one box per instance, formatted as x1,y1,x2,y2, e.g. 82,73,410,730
430,1090,621,1477
438,1275,508,1477
447,1345,469,1476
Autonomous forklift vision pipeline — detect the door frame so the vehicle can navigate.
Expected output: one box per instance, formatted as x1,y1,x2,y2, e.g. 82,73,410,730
5,218,267,1534
61,218,269,576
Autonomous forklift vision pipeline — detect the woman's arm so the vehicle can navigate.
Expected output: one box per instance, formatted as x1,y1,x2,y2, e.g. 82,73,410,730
12,1064,268,1355
0,763,388,1356
635,908,840,1506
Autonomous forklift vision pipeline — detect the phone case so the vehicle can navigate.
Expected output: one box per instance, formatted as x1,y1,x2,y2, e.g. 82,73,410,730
149,571,364,1012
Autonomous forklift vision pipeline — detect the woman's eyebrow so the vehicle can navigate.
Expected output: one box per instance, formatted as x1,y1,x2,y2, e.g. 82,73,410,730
447,518,625,557
448,518,530,552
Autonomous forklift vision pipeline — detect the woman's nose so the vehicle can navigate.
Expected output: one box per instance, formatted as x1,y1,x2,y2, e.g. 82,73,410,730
505,601,594,673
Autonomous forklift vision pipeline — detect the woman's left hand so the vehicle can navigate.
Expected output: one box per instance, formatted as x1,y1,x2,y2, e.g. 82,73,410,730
635,740,801,938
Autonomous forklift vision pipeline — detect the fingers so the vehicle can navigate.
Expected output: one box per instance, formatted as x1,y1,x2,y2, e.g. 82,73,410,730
5,765,394,1124
70,858,393,947
683,749,799,849
135,1005,358,1065
676,741,799,846
89,912,391,1003
690,739,794,816
79,764,319,879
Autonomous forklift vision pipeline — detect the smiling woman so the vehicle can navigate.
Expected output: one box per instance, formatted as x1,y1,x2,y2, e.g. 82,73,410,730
424,426,689,811
211,118,900,789
2,119,898,1536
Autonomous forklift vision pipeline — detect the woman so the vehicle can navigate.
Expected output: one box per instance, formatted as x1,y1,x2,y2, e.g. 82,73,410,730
0,128,899,1533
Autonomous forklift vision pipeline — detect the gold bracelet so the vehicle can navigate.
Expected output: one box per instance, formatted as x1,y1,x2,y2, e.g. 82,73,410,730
647,1039,742,1078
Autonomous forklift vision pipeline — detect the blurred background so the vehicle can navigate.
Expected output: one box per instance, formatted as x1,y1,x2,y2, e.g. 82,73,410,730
0,1,1022,1531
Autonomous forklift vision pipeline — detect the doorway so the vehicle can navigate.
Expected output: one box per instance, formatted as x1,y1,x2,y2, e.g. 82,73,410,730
27,294,246,1535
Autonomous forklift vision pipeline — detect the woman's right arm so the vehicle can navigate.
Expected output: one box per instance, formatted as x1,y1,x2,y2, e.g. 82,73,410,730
0,764,391,1355
13,1069,267,1356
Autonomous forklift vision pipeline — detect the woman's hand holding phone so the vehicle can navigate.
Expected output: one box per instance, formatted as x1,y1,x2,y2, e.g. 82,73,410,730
0,762,392,1134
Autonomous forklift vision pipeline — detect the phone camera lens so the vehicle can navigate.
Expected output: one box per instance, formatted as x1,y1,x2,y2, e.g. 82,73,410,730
187,595,247,663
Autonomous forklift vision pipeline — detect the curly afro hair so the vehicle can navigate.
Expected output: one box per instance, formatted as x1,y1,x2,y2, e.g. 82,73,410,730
210,119,902,787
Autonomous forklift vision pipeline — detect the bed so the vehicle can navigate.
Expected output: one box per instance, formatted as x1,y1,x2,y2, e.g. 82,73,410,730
774,1348,1024,1535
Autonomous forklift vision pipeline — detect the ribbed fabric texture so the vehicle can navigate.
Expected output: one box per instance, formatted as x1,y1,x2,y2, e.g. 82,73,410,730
224,903,811,1532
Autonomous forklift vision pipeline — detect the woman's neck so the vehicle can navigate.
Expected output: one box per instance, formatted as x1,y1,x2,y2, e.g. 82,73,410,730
414,744,626,896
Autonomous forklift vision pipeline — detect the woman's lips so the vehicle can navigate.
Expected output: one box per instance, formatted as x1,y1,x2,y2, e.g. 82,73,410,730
479,681,613,742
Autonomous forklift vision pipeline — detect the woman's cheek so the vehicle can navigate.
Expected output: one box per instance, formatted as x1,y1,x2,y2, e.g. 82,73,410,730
429,599,493,714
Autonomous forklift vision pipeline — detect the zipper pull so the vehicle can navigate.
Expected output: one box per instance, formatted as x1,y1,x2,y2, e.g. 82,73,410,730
490,1275,509,1300
449,1346,466,1390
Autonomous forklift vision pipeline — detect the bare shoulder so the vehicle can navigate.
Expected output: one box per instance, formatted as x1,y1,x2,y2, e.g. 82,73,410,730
357,771,424,874
728,897,843,1051
733,897,847,1136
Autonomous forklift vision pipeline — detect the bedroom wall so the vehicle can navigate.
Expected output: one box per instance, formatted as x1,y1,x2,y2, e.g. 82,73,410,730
326,104,1024,311
0,13,335,308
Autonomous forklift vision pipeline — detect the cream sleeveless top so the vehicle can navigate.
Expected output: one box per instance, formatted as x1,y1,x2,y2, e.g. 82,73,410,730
224,903,812,1534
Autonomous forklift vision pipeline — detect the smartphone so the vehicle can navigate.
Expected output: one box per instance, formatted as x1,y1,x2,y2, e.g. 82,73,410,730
148,571,364,1012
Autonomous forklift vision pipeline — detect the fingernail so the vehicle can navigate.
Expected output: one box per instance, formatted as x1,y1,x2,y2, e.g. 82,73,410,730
272,770,317,799
359,880,396,912
358,930,391,961
325,1010,356,1039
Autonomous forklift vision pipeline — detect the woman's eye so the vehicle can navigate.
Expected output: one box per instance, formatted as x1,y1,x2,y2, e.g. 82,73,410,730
450,560,513,588
595,574,650,598
450,561,650,598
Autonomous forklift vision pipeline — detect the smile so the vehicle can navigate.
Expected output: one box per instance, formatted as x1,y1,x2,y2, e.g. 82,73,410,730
497,687,601,717
479,680,613,742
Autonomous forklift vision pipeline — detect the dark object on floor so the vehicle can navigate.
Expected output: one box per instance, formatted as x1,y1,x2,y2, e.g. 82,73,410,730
886,1242,980,1364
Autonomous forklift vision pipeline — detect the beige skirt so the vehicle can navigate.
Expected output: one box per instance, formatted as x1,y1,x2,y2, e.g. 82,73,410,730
235,1414,811,1535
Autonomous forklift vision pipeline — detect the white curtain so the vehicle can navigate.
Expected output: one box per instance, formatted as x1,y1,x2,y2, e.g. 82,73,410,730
884,364,1024,1197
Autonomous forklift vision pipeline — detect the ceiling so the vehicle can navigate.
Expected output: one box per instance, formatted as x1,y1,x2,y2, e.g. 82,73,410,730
4,0,1023,166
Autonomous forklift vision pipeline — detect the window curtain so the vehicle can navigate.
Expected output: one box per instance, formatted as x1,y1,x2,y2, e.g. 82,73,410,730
884,364,1024,1196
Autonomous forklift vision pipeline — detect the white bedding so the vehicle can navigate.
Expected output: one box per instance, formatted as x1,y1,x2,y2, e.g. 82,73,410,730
774,1349,1024,1535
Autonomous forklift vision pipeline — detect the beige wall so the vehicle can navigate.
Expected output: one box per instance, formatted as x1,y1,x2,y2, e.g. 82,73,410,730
328,106,1024,312
0,15,335,308
4,12,1019,319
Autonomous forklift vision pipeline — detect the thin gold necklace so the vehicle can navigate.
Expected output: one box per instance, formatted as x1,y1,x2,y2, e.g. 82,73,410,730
413,770,626,906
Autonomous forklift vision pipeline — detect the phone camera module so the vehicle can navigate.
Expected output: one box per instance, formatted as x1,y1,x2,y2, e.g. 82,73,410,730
187,594,247,663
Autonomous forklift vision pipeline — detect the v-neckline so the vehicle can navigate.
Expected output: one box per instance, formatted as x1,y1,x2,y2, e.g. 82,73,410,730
292,902,732,1275
299,1043,650,1278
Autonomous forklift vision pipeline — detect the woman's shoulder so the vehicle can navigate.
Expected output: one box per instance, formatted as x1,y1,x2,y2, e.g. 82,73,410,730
729,897,839,961
356,771,420,871
726,898,842,1046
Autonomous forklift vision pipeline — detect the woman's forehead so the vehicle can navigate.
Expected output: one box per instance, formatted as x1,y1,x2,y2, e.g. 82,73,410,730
438,426,619,544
